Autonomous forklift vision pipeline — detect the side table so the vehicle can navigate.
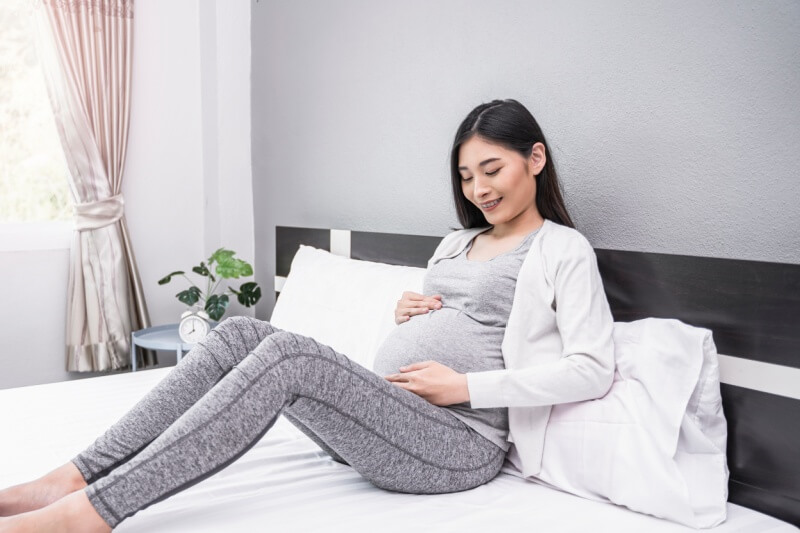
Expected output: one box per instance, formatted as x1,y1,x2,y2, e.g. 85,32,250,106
130,323,196,371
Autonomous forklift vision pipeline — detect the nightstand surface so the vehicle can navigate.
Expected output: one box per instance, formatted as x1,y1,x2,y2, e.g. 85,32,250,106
131,323,196,371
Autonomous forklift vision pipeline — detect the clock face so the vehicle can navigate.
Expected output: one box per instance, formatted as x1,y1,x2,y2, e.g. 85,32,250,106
179,315,210,343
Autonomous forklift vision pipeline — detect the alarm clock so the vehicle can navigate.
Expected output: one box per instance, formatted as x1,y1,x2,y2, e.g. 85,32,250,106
179,309,212,343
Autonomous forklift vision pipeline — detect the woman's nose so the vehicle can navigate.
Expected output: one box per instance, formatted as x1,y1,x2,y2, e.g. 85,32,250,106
472,176,493,197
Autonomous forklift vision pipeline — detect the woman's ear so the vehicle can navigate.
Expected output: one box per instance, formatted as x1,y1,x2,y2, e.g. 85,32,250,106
530,142,547,176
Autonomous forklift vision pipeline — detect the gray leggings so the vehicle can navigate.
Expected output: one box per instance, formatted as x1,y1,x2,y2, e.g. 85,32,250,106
71,317,506,528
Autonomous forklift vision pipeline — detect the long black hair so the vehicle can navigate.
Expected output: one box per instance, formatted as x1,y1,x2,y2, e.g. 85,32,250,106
449,99,574,229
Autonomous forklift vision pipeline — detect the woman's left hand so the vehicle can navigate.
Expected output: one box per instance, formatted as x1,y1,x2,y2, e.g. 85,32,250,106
384,361,470,406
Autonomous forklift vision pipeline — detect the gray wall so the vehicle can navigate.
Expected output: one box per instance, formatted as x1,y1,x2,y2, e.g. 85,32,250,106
251,0,800,320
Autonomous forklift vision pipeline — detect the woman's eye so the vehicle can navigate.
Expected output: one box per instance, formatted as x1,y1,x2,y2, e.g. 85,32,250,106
486,168,500,176
461,176,473,182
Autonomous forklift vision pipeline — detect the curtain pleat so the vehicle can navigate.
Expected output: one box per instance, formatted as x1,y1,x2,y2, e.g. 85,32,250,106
34,0,157,371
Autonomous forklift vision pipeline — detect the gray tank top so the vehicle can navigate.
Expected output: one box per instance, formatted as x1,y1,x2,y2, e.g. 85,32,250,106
372,226,542,451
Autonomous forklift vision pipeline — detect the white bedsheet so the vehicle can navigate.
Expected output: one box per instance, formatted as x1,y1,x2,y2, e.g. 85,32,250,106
0,368,795,532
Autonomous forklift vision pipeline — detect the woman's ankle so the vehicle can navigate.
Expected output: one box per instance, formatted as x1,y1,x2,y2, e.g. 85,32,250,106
0,462,88,517
51,462,88,492
62,491,112,533
0,491,111,533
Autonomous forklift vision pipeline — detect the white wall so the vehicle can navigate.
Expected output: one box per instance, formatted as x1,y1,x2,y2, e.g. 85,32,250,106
0,0,253,389
200,1,255,274
0,247,71,388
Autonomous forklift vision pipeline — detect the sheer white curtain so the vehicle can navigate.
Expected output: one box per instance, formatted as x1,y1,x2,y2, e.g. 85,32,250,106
34,0,156,371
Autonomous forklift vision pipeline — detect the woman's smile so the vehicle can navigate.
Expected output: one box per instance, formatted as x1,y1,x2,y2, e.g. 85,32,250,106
480,198,503,211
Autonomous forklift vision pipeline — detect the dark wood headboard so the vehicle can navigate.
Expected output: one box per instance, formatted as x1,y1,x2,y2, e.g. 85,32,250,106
275,224,800,527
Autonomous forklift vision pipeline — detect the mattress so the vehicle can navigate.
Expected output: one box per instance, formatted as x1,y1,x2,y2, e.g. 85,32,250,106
0,367,795,532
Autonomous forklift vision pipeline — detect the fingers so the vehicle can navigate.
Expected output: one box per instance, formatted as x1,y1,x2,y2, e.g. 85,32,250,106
395,304,437,324
385,362,430,383
403,292,443,305
386,376,418,396
395,305,424,325
384,373,411,382
408,300,441,312
424,294,442,306
387,380,414,394
395,293,443,324
406,297,442,312
403,291,425,300
399,361,430,372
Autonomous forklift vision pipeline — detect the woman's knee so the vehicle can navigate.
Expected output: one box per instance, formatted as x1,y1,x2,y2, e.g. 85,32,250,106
214,316,281,345
253,330,309,357
216,315,261,334
183,317,278,370
243,330,331,388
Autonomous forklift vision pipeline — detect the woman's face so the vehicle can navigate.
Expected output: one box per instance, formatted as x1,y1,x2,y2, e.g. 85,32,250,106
457,135,546,229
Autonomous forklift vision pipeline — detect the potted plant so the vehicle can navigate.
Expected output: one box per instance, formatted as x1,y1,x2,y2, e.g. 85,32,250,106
158,248,262,322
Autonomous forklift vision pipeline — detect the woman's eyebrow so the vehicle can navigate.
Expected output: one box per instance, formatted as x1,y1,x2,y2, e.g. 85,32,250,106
458,157,501,171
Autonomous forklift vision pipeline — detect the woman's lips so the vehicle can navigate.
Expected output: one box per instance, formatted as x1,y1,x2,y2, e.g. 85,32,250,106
481,197,502,211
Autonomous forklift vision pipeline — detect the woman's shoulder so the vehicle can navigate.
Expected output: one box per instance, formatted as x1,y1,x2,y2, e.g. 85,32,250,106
539,219,595,259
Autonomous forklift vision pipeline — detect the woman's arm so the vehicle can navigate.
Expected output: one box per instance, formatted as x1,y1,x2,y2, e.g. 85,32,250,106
466,238,616,408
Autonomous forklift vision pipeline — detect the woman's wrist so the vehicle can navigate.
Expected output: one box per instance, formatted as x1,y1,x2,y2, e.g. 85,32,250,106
459,373,470,404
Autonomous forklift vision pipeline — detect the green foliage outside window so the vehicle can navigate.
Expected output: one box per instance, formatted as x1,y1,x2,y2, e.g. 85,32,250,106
0,0,72,223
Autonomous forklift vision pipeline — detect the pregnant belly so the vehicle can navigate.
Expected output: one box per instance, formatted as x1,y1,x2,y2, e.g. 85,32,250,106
371,308,505,377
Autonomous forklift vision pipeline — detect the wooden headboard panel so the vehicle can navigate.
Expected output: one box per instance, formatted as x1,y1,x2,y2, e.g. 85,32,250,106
275,225,800,526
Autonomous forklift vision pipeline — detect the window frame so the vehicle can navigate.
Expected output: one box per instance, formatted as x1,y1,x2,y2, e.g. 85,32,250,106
0,221,72,252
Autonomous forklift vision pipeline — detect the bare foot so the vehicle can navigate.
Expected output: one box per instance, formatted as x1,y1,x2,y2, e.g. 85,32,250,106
0,463,87,517
0,490,110,533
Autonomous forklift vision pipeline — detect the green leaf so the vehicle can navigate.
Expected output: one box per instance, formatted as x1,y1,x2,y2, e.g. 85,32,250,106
158,271,184,285
233,282,261,307
191,262,215,282
177,286,201,306
205,294,230,321
209,248,235,266
213,249,253,279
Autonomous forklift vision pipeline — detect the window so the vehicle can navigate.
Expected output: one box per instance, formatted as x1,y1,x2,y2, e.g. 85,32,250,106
0,0,72,225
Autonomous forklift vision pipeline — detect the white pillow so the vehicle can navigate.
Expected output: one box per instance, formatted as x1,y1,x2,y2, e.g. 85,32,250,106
269,245,426,370
270,245,729,528
530,318,729,528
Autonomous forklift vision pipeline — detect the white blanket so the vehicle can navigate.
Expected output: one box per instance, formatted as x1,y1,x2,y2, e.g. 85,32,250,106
0,368,795,532
527,318,730,528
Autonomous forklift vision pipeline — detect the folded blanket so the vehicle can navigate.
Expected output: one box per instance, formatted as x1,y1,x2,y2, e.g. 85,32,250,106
527,318,728,528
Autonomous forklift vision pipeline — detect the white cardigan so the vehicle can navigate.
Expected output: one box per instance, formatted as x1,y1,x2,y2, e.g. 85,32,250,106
427,218,616,477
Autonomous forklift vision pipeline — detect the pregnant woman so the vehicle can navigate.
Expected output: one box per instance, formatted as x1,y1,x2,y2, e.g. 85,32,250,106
0,98,615,532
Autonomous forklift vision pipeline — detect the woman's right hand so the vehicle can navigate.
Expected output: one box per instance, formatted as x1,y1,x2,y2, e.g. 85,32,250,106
395,292,442,325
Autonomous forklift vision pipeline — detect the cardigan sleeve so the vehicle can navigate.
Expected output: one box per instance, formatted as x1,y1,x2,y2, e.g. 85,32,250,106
465,237,616,408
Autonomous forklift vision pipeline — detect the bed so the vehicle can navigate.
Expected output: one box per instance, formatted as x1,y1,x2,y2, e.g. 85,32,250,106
0,224,797,532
